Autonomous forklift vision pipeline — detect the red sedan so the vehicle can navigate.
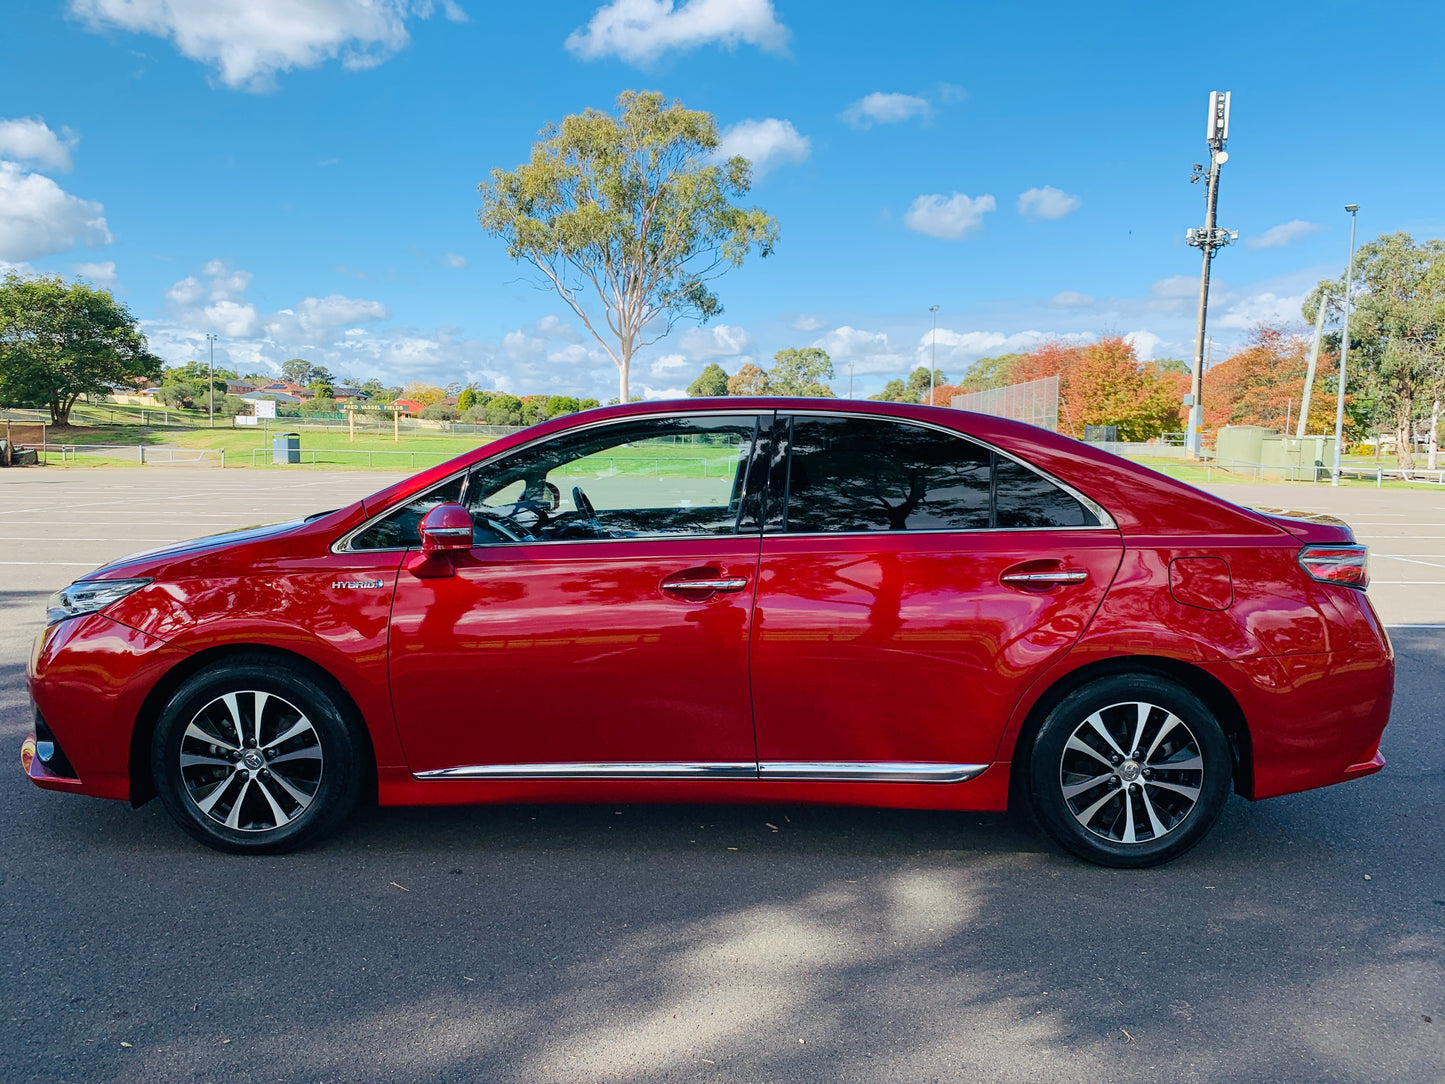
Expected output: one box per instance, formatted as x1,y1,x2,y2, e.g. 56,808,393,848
21,399,1393,866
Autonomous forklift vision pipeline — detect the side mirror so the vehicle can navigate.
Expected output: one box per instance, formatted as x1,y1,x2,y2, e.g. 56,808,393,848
418,502,474,553
409,502,472,578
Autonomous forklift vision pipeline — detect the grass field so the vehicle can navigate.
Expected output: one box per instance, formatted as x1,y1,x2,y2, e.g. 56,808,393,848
15,411,1444,489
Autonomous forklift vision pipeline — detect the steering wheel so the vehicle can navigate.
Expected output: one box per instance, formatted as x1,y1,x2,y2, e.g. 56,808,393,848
473,509,533,543
572,485,600,531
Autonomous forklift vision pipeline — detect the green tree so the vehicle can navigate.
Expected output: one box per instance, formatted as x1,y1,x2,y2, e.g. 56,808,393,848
578,397,601,411
0,272,161,425
905,366,945,402
485,393,525,426
957,353,1022,393
1306,232,1445,470
868,378,917,404
769,347,836,397
456,386,478,412
687,362,730,397
545,395,581,417
479,90,779,403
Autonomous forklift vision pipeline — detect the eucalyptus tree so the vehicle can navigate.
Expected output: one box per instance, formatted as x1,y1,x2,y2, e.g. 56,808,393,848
480,91,779,403
1306,232,1445,470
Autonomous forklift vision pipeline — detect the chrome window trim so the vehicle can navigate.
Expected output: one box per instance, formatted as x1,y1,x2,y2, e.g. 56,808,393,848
778,408,1117,532
333,405,1117,553
413,760,988,784
332,409,773,554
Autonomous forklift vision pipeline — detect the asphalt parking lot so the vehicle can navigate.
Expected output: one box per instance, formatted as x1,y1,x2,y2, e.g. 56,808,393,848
1,468,1441,1083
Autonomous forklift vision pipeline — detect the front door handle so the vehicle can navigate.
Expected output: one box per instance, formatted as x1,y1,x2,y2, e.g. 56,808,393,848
1000,569,1088,587
663,577,750,593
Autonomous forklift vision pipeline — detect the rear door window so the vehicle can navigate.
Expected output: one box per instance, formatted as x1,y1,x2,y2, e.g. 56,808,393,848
780,414,1100,532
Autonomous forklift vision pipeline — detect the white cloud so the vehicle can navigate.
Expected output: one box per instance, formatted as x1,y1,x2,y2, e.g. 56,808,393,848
565,0,788,64
164,260,387,344
840,92,931,129
638,383,689,400
1151,274,1198,299
69,0,464,92
1048,290,1093,308
73,260,118,286
0,117,78,171
1017,185,1081,220
811,325,910,376
715,118,810,178
203,299,263,338
1123,330,1163,360
649,353,690,378
791,314,823,331
679,323,754,357
266,294,390,338
0,161,112,262
1216,290,1306,330
201,259,251,297
444,251,466,268
903,192,996,240
925,328,1062,368
1246,219,1323,250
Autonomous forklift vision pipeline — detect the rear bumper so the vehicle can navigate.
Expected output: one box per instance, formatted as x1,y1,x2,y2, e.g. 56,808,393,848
1204,645,1394,801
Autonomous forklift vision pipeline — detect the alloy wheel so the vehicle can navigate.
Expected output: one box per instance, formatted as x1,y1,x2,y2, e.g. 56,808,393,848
179,690,324,832
1058,700,1204,845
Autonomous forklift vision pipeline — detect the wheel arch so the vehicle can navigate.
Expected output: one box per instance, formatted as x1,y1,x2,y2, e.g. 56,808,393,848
128,643,378,808
1005,655,1254,810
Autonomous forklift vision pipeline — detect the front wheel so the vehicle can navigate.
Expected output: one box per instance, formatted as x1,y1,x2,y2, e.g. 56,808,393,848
1027,674,1232,868
151,657,364,854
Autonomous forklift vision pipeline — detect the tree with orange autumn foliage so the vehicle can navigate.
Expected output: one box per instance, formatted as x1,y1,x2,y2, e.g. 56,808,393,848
1201,326,1350,436
977,335,1185,440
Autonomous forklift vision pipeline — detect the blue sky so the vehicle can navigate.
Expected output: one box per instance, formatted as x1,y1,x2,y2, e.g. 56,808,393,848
2,0,1442,400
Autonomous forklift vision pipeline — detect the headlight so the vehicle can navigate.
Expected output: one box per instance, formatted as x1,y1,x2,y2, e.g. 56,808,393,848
46,578,152,625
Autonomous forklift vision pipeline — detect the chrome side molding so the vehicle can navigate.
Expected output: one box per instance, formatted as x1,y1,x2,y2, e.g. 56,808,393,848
414,760,988,784
414,762,757,781
759,762,987,783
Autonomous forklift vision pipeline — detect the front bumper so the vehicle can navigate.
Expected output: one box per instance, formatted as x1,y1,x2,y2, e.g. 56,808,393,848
25,613,191,801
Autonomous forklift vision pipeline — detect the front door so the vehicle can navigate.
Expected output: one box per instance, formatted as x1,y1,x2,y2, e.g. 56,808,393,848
378,413,768,777
749,413,1123,777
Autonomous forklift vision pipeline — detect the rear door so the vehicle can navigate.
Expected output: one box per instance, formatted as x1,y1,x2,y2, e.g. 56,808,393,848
749,412,1123,778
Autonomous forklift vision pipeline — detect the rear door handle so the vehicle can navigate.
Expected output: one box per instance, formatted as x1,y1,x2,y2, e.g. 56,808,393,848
1000,569,1088,586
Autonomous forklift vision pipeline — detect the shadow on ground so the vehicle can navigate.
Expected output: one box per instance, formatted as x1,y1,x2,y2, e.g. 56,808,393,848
1,634,1441,1084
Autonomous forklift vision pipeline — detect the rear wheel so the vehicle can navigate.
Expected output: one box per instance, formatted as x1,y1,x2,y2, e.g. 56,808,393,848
151,657,363,854
1027,674,1232,868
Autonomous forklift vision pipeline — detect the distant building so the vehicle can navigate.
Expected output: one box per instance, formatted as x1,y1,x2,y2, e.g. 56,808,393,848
391,398,426,415
239,390,302,404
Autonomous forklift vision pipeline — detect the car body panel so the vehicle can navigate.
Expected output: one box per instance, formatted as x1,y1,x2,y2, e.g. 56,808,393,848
22,397,1395,822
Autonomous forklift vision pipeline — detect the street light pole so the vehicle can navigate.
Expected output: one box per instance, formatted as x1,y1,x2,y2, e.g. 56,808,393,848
205,333,216,428
1332,204,1359,486
847,360,855,400
929,305,939,406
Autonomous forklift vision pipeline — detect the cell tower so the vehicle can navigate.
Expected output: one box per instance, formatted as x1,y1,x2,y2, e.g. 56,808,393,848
1184,91,1239,459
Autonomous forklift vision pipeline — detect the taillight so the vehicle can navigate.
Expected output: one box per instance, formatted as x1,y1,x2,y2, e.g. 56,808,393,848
1298,545,1369,589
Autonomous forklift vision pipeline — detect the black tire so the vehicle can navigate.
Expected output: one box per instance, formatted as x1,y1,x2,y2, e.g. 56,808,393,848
1027,673,1232,868
151,656,363,854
